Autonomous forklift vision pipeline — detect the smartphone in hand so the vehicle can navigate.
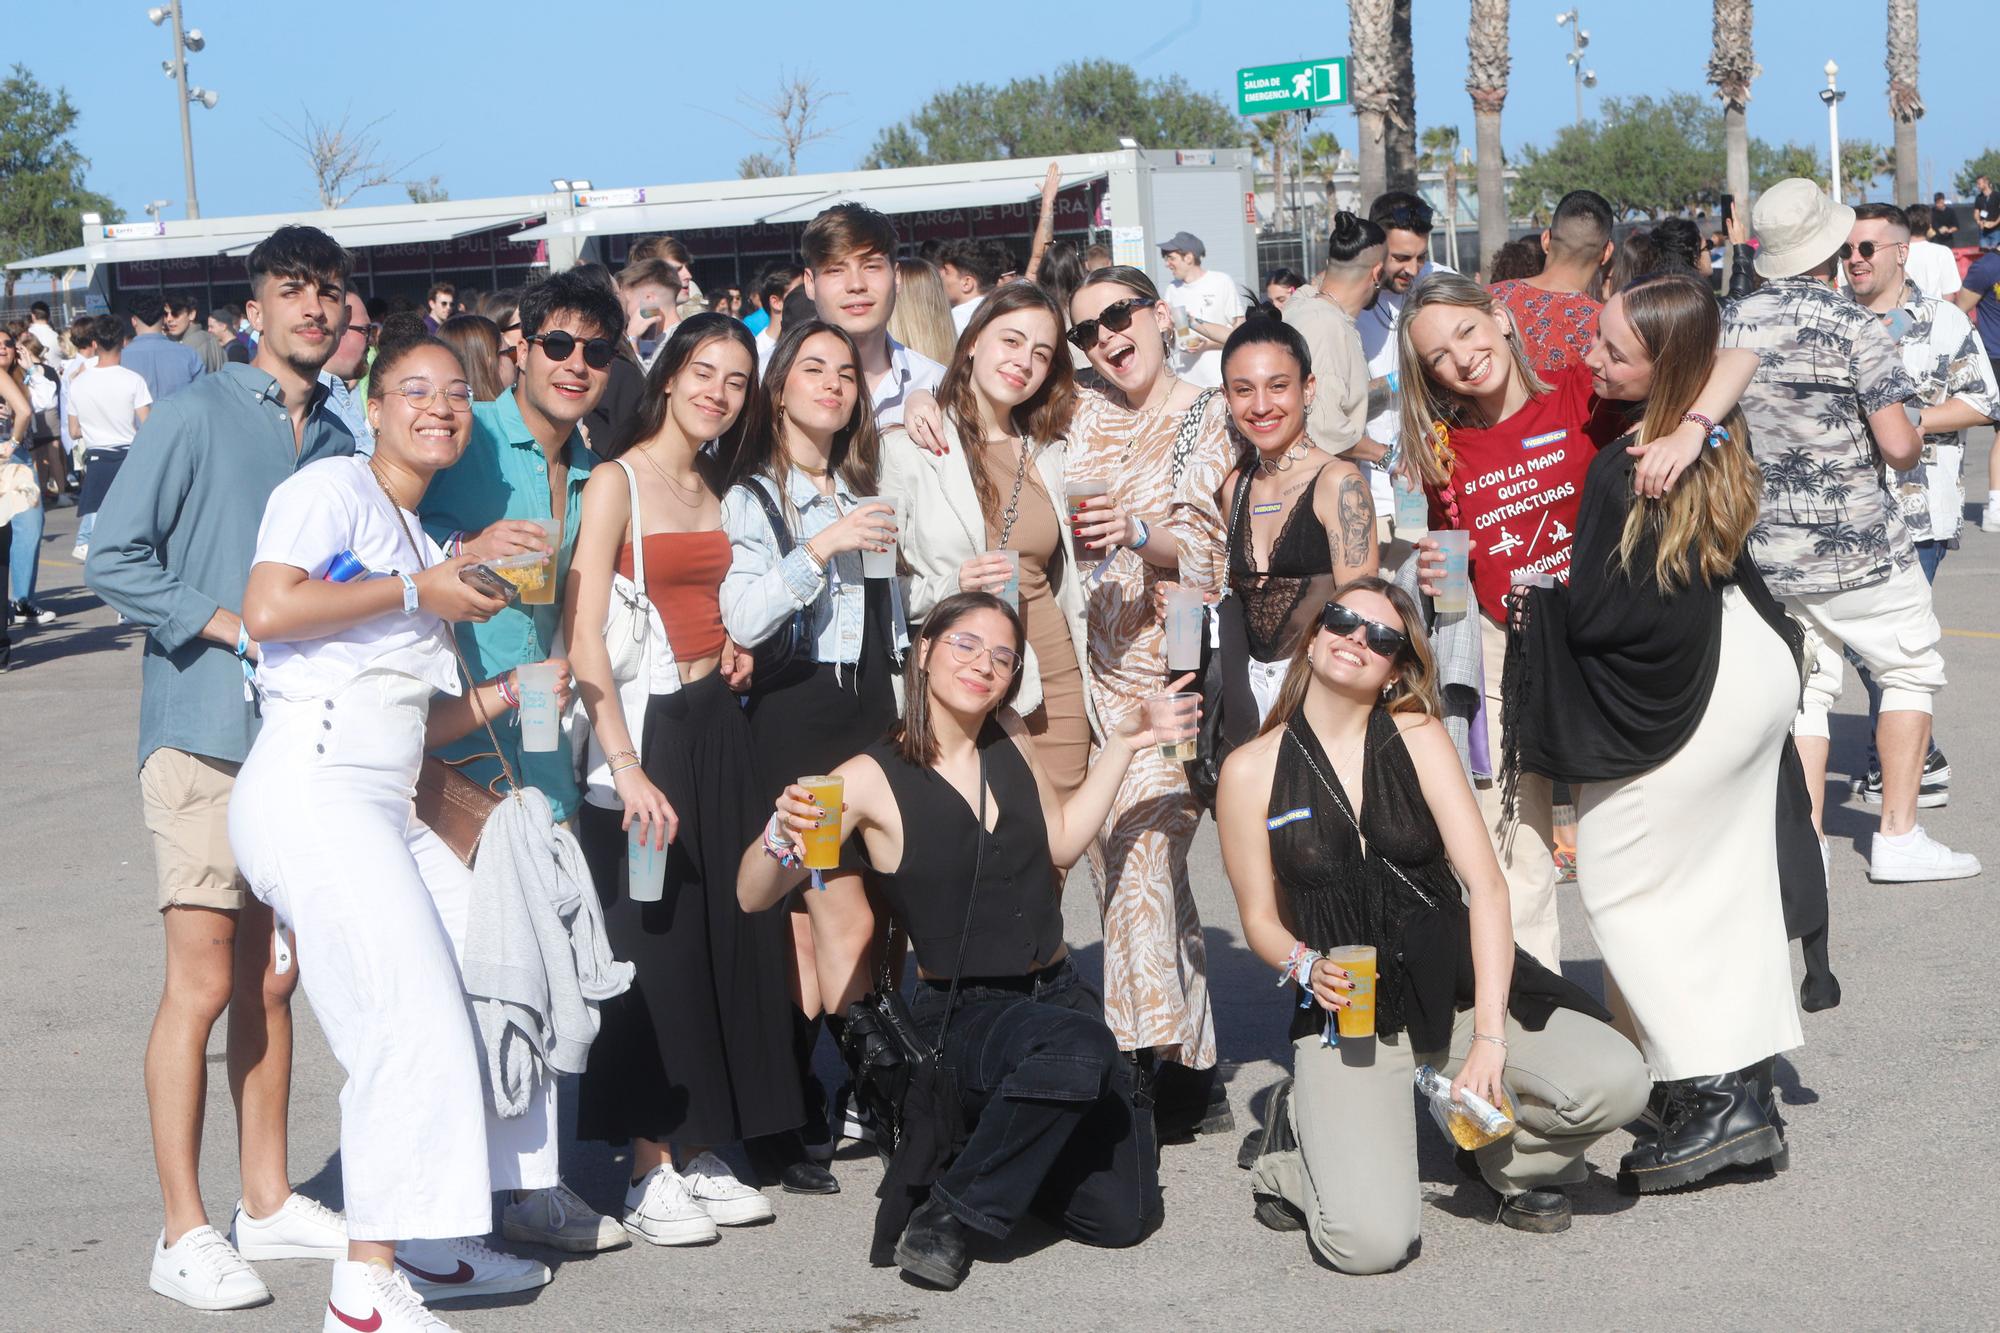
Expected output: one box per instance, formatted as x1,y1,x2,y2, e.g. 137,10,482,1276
460,562,519,602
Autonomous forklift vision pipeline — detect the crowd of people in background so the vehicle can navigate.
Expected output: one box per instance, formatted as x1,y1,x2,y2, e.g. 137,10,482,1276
0,161,1992,1331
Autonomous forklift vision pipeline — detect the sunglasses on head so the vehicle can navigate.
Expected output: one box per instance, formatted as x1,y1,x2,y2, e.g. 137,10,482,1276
1320,602,1409,659
1377,203,1434,231
524,330,616,369
1066,296,1155,351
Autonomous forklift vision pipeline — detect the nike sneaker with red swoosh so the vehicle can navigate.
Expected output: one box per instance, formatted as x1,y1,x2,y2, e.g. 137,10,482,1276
395,1235,550,1304
323,1259,458,1332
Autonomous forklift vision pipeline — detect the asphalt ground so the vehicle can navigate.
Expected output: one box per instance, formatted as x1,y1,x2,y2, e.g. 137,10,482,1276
4,434,1996,1330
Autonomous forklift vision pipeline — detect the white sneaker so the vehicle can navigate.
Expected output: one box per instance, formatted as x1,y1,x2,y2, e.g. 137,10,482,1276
681,1151,776,1226
1868,825,1982,883
395,1235,550,1304
232,1192,348,1260
501,1180,631,1253
149,1225,271,1311
622,1164,720,1246
325,1259,458,1332
70,541,88,562
1983,502,2000,534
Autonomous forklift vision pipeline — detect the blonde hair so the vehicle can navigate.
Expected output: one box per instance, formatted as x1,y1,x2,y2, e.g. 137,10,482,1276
1612,273,1761,590
887,259,957,365
1257,577,1444,736
1395,271,1550,489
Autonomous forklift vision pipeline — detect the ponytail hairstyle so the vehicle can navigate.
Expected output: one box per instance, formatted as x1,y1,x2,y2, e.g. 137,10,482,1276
1256,576,1442,737
1613,272,1760,590
893,591,1025,767
1394,270,1550,490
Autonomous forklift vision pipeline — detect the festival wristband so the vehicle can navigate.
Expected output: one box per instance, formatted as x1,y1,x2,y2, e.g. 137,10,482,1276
235,624,252,660
496,672,520,709
397,571,420,614
1130,516,1151,550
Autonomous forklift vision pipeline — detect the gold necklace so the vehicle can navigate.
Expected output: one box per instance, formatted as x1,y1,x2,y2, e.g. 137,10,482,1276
640,446,706,503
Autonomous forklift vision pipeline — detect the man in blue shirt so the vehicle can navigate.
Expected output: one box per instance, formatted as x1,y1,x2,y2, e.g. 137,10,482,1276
1958,248,2000,530
120,291,206,402
87,226,357,1311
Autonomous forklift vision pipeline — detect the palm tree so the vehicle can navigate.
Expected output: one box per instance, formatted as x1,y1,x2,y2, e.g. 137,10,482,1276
1886,0,1923,206
1466,0,1512,276
1350,0,1395,204
1419,126,1466,269
1249,114,1293,232
1298,130,1344,219
1351,0,1417,201
1708,0,1758,280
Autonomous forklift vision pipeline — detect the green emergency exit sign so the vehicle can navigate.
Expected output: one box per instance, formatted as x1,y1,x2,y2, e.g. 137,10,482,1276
1237,58,1349,115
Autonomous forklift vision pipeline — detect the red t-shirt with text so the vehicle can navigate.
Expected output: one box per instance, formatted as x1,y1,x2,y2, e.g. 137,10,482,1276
1428,363,1623,621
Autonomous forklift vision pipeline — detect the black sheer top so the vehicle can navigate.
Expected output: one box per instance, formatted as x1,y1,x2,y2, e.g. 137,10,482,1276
1227,464,1337,662
862,722,1064,978
1267,708,1607,1050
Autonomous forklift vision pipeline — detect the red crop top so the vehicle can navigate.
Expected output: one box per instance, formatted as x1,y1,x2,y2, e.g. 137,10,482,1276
618,530,730,662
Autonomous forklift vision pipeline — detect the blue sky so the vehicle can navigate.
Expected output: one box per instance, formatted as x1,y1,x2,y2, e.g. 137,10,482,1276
14,0,1991,224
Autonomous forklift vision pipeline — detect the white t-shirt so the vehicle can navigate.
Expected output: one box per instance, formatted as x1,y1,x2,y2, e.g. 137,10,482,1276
251,455,459,702
1905,240,1963,299
950,293,986,335
68,364,152,449
1165,269,1244,388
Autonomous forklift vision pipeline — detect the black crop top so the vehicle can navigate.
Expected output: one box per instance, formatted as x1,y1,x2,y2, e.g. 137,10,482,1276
862,723,1065,978
1266,708,1606,1049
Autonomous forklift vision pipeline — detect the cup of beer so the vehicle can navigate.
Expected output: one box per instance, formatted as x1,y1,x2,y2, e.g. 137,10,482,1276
983,549,1021,610
514,661,562,754
520,516,562,605
1145,691,1201,761
1325,944,1378,1038
1065,480,1109,567
798,775,844,871
854,497,899,579
1429,530,1471,615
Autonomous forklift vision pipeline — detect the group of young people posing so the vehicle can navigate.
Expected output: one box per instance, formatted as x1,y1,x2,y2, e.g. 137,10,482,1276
94,193,1837,1332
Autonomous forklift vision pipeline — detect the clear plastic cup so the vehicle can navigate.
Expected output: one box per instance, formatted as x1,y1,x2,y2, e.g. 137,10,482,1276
798,775,844,871
854,497,899,579
1392,476,1429,537
1145,691,1201,761
1065,480,1109,567
1430,530,1471,615
519,516,562,605
1164,586,1205,672
984,549,1021,609
1326,944,1378,1038
627,818,667,903
515,661,562,753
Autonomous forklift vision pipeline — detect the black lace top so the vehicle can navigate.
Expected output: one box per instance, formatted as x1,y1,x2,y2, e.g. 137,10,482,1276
1227,464,1337,662
1267,708,1607,1050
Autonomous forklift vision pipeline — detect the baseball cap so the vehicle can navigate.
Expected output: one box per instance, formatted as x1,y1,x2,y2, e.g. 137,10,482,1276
1157,231,1206,259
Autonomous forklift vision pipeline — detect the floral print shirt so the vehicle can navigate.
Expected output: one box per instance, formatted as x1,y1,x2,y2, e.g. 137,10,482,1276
1722,276,1920,596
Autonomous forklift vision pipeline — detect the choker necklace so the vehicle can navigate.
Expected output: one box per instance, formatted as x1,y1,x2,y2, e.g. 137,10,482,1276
1256,442,1311,475
791,459,830,477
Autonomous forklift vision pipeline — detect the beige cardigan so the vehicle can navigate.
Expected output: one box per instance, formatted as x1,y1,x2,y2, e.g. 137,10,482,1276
878,419,1099,738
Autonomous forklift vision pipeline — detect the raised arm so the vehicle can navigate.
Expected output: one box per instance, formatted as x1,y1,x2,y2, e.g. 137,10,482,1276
1627,347,1758,498
740,752,895,911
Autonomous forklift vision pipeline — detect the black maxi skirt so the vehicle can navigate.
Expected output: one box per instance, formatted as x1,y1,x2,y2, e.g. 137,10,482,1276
577,671,803,1146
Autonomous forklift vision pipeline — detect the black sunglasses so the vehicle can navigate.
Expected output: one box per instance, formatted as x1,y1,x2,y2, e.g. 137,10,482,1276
1320,602,1409,659
1066,296,1155,351
1838,239,1899,262
525,330,616,369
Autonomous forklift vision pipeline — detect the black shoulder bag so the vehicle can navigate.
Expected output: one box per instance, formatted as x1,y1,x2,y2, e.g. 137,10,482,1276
840,749,990,1265
744,477,819,694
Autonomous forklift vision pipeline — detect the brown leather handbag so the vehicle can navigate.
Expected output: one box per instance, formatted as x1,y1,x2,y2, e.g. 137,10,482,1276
414,751,508,866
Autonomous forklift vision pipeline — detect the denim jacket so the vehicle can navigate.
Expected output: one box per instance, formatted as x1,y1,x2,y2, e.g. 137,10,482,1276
720,468,908,670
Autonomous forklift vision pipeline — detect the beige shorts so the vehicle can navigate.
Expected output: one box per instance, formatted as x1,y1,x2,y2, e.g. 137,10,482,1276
139,748,248,912
1784,561,1946,738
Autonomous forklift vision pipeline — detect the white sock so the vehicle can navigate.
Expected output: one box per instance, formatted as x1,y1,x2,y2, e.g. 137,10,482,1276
1879,826,1917,846
1989,490,2000,507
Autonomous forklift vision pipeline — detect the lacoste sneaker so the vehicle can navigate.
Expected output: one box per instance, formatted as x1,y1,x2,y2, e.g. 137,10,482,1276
622,1164,720,1246
1868,825,1981,883
149,1225,271,1311
394,1235,550,1304
501,1180,630,1253
681,1151,776,1226
325,1259,458,1332
231,1192,348,1260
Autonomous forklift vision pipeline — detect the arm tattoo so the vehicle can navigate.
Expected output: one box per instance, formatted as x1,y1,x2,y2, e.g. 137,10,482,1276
1334,473,1375,574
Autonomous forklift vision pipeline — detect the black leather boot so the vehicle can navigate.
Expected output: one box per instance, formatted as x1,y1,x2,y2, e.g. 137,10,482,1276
1617,1072,1783,1193
1495,1185,1571,1234
894,1197,971,1290
1237,1075,1296,1169
1739,1056,1790,1172
745,1130,839,1195
1153,1059,1236,1141
1248,1078,1306,1231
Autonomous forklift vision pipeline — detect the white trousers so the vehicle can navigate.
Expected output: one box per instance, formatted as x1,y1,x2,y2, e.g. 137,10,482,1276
230,671,557,1242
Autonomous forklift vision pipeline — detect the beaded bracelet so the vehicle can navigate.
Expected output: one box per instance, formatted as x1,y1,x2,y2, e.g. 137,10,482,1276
496,673,520,709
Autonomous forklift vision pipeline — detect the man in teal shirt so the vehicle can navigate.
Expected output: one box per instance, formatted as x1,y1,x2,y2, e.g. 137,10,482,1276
420,270,626,825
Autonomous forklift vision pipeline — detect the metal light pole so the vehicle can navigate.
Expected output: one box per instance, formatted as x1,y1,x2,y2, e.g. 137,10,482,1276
148,2,216,220
1556,10,1598,126
1819,61,1847,202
